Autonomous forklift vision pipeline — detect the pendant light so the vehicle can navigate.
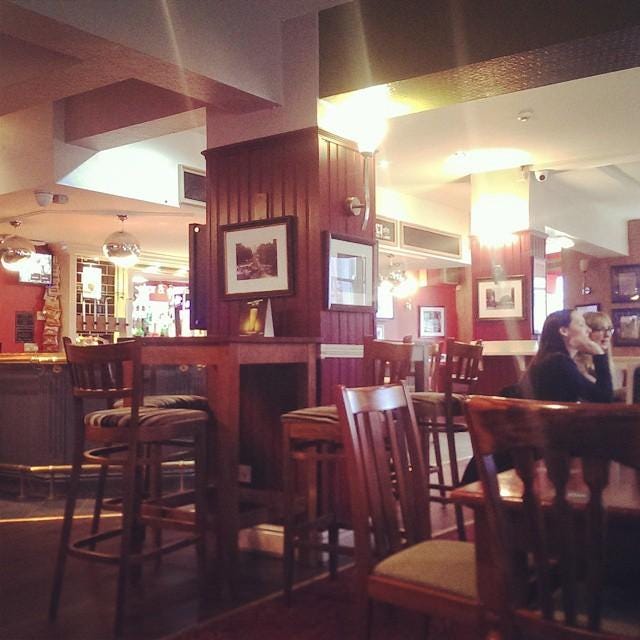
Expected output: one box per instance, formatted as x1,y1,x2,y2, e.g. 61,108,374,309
0,220,36,272
102,214,141,268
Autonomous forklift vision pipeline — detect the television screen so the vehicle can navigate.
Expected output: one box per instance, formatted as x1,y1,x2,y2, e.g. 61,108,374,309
18,253,52,285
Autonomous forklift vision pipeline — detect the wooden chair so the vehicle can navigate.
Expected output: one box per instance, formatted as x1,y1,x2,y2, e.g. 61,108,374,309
464,395,640,639
49,339,210,636
281,337,414,603
412,338,483,540
337,383,481,639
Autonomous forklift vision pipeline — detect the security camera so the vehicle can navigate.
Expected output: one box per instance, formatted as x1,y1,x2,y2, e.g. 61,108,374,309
34,190,53,207
534,170,549,182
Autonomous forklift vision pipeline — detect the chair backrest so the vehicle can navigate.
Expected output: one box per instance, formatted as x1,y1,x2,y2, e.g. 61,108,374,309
439,338,482,395
337,383,431,575
413,341,441,392
464,395,640,638
63,337,141,408
362,336,414,385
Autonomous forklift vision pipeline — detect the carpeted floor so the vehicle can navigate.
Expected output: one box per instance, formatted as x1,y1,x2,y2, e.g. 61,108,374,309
167,567,479,640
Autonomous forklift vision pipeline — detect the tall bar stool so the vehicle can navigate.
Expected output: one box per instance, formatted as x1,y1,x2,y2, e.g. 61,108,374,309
281,336,414,604
49,339,211,636
411,338,483,540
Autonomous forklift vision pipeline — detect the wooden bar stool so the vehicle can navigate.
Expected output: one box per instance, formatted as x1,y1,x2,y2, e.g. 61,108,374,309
411,338,483,540
281,337,414,604
49,339,211,636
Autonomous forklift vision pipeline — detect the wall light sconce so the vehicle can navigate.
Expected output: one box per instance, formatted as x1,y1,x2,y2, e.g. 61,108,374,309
345,151,374,230
579,258,592,295
0,220,36,272
102,214,141,268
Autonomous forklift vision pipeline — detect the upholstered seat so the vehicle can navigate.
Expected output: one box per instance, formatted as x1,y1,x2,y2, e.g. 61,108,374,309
113,394,210,411
85,406,209,430
373,539,477,601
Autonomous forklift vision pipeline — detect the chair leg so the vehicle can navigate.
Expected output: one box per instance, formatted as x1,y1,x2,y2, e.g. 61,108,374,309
194,430,208,594
282,426,296,605
430,428,446,498
114,444,140,636
49,426,84,621
444,422,466,541
89,463,109,549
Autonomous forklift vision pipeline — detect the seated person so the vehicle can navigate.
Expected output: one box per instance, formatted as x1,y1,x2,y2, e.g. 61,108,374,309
461,308,613,484
575,310,626,401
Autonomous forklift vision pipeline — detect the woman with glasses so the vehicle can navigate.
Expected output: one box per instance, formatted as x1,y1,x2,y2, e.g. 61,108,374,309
576,310,625,399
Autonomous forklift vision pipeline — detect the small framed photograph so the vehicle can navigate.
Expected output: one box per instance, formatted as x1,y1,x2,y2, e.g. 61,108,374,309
419,306,445,337
612,308,640,346
477,276,525,320
220,216,295,299
376,285,394,319
178,164,206,207
575,303,601,315
374,217,398,246
325,233,375,311
376,323,385,339
611,265,640,302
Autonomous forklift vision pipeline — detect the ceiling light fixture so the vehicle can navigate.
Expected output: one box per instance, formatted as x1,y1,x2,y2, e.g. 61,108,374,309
0,220,36,272
34,190,69,207
102,214,141,268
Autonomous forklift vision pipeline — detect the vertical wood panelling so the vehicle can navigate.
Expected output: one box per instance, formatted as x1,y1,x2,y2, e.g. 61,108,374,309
204,127,376,401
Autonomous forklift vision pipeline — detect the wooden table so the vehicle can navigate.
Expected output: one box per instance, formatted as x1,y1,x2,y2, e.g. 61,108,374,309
135,336,319,591
451,461,640,611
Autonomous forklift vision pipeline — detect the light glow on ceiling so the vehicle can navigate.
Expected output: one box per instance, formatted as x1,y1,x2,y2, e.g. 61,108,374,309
444,148,532,178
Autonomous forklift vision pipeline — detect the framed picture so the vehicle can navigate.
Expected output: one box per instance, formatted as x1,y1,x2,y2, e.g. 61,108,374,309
376,284,394,319
220,216,295,299
178,164,206,207
612,308,640,346
376,323,385,339
611,264,640,302
477,276,525,320
375,217,398,246
419,306,445,337
325,233,375,311
575,303,601,315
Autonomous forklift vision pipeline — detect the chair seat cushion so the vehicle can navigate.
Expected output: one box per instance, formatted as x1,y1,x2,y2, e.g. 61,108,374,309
373,539,477,600
281,404,339,424
85,406,209,429
113,394,209,410
411,391,466,415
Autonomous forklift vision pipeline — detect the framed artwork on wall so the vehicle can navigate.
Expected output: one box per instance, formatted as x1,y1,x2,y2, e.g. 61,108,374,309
419,306,445,337
610,264,640,302
575,303,601,315
219,216,295,299
325,233,375,311
477,276,525,320
178,165,206,207
612,308,640,346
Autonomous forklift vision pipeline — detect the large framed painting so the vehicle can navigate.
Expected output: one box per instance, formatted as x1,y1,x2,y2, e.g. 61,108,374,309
477,276,525,320
325,233,376,311
611,264,640,303
219,216,295,299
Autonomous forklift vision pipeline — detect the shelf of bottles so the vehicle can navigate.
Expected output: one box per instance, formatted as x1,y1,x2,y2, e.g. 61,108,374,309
131,281,191,338
75,258,128,340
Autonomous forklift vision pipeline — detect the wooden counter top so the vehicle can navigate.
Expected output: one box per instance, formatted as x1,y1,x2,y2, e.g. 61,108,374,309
0,353,66,364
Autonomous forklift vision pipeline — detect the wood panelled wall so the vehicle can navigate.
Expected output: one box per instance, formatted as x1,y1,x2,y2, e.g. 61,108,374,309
471,231,546,341
204,127,376,404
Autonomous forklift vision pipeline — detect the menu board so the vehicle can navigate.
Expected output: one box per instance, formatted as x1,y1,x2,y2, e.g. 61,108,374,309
15,311,35,343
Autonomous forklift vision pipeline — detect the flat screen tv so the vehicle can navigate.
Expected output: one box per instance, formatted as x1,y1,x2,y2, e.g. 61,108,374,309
18,253,52,285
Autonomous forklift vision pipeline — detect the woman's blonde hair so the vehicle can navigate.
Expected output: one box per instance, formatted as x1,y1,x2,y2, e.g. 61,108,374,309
576,310,617,385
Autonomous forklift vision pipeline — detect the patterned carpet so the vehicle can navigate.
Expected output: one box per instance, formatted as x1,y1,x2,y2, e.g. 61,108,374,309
167,565,478,640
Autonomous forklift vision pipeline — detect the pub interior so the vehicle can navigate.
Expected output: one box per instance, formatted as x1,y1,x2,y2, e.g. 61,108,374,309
2,2,640,639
